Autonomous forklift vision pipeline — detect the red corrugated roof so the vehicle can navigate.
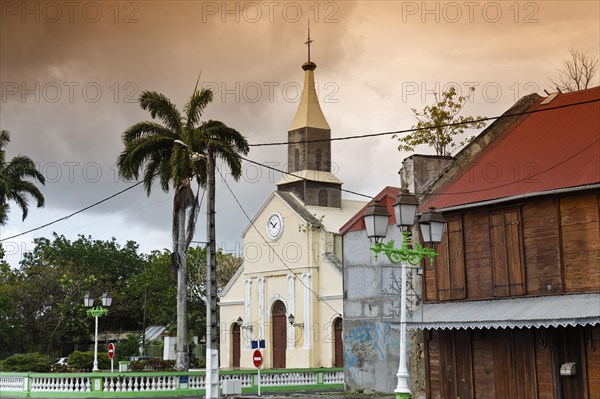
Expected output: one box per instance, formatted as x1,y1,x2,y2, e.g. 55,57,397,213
421,87,600,211
339,186,400,235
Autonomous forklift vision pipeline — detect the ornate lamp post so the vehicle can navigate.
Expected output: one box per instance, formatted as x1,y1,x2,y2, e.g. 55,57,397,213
363,190,445,399
84,292,112,372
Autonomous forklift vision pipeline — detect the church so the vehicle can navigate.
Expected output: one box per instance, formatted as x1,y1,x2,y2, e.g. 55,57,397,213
218,43,365,369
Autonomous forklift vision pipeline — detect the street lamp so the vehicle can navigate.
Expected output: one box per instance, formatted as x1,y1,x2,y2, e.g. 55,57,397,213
84,292,112,372
236,317,253,332
287,314,304,328
362,190,445,399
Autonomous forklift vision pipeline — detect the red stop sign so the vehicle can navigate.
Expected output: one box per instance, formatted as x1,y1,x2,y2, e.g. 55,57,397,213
107,343,115,359
253,349,262,368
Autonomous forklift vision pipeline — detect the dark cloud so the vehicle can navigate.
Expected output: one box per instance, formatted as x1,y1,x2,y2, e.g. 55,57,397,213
1,1,598,266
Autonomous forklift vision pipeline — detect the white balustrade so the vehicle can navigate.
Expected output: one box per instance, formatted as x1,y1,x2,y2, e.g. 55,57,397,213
0,375,24,391
260,371,317,386
324,371,344,384
30,376,91,392
2,369,343,395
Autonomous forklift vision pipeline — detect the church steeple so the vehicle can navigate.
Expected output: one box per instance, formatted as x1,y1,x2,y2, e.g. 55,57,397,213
277,26,342,208
288,23,330,132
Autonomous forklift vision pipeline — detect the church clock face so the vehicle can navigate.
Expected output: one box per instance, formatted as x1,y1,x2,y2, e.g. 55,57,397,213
267,213,283,240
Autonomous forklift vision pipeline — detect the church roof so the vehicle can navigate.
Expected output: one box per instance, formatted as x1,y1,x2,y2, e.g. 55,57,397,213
276,170,343,186
278,192,366,233
288,61,331,131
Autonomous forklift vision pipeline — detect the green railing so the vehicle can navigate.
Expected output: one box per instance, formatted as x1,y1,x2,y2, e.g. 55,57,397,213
0,368,344,398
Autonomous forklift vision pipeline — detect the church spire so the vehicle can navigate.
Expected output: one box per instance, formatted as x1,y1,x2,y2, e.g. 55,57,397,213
289,22,330,131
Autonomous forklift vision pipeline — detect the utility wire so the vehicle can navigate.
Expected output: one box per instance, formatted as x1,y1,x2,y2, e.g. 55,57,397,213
1,179,148,242
248,97,600,147
215,164,341,316
3,97,598,242
237,154,373,199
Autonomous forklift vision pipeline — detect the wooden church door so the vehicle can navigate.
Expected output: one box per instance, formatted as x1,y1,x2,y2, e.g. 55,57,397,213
272,301,287,368
232,323,240,368
334,317,343,367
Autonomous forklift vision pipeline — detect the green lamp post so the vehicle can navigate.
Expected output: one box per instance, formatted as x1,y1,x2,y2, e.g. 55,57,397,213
84,292,112,372
363,190,445,399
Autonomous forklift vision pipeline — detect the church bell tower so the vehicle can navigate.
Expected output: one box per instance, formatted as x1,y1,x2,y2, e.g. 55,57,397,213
277,26,343,208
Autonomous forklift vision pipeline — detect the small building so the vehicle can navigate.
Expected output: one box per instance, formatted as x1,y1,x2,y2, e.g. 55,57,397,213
411,87,600,398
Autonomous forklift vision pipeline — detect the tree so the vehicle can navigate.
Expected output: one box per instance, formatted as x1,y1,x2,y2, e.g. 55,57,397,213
0,130,45,224
550,47,599,92
117,87,249,370
3,234,147,357
393,86,486,156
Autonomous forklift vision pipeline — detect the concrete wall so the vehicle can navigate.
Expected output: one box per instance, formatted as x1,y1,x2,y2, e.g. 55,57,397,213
342,226,424,395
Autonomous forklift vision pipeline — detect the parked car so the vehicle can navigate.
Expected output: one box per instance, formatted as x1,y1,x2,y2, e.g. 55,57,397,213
54,357,68,366
51,357,69,371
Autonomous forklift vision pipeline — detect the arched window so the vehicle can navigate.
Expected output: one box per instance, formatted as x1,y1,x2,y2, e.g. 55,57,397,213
318,189,328,207
315,149,322,171
294,148,300,172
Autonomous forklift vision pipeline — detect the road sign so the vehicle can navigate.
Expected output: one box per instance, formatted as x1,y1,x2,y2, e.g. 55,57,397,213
107,343,115,359
252,340,266,349
253,349,263,368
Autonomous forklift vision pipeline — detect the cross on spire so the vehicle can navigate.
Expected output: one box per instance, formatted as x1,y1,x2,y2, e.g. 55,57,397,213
304,20,313,62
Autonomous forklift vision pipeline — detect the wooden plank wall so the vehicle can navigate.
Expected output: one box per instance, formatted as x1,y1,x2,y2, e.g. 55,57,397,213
587,325,600,399
426,326,599,398
462,208,493,300
423,191,599,303
561,193,600,292
522,198,563,294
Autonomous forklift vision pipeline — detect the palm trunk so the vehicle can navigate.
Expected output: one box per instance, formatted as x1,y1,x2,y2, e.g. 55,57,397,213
205,150,219,398
175,205,189,371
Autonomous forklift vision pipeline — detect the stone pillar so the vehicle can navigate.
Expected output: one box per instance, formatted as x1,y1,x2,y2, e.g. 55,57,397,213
244,278,252,348
302,272,312,349
163,336,177,360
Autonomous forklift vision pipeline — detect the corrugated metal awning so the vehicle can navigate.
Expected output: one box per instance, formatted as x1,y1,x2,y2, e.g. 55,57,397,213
408,293,600,330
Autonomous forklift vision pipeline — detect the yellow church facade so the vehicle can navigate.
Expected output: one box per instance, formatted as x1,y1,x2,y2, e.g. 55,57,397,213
219,192,364,369
219,47,366,369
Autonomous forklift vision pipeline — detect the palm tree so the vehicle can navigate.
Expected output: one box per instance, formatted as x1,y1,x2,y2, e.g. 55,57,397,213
117,88,249,371
0,130,45,225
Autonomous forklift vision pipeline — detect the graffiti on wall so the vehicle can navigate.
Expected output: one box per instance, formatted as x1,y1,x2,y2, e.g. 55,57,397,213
344,321,400,377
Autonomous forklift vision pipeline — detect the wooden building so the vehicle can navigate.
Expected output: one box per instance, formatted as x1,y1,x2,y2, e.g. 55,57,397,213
409,87,600,398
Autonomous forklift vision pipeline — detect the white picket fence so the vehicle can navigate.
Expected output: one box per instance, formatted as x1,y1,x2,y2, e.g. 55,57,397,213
0,369,344,396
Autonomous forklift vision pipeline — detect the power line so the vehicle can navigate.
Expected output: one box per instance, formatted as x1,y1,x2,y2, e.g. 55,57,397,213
3,97,598,242
247,97,600,147
1,179,147,242
237,155,373,199
215,164,341,317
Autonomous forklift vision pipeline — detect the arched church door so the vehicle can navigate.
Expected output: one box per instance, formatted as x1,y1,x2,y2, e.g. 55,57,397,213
334,317,343,367
272,301,287,368
231,323,240,368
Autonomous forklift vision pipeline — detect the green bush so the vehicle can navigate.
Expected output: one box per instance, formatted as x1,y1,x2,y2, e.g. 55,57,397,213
115,334,142,362
190,356,205,369
128,358,174,372
68,351,110,371
0,353,51,372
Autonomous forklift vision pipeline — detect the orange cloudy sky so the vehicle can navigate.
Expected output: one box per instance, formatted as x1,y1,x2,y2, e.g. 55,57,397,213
1,1,599,265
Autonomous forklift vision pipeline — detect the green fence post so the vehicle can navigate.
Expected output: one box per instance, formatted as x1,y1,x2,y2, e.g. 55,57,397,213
91,375,103,392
